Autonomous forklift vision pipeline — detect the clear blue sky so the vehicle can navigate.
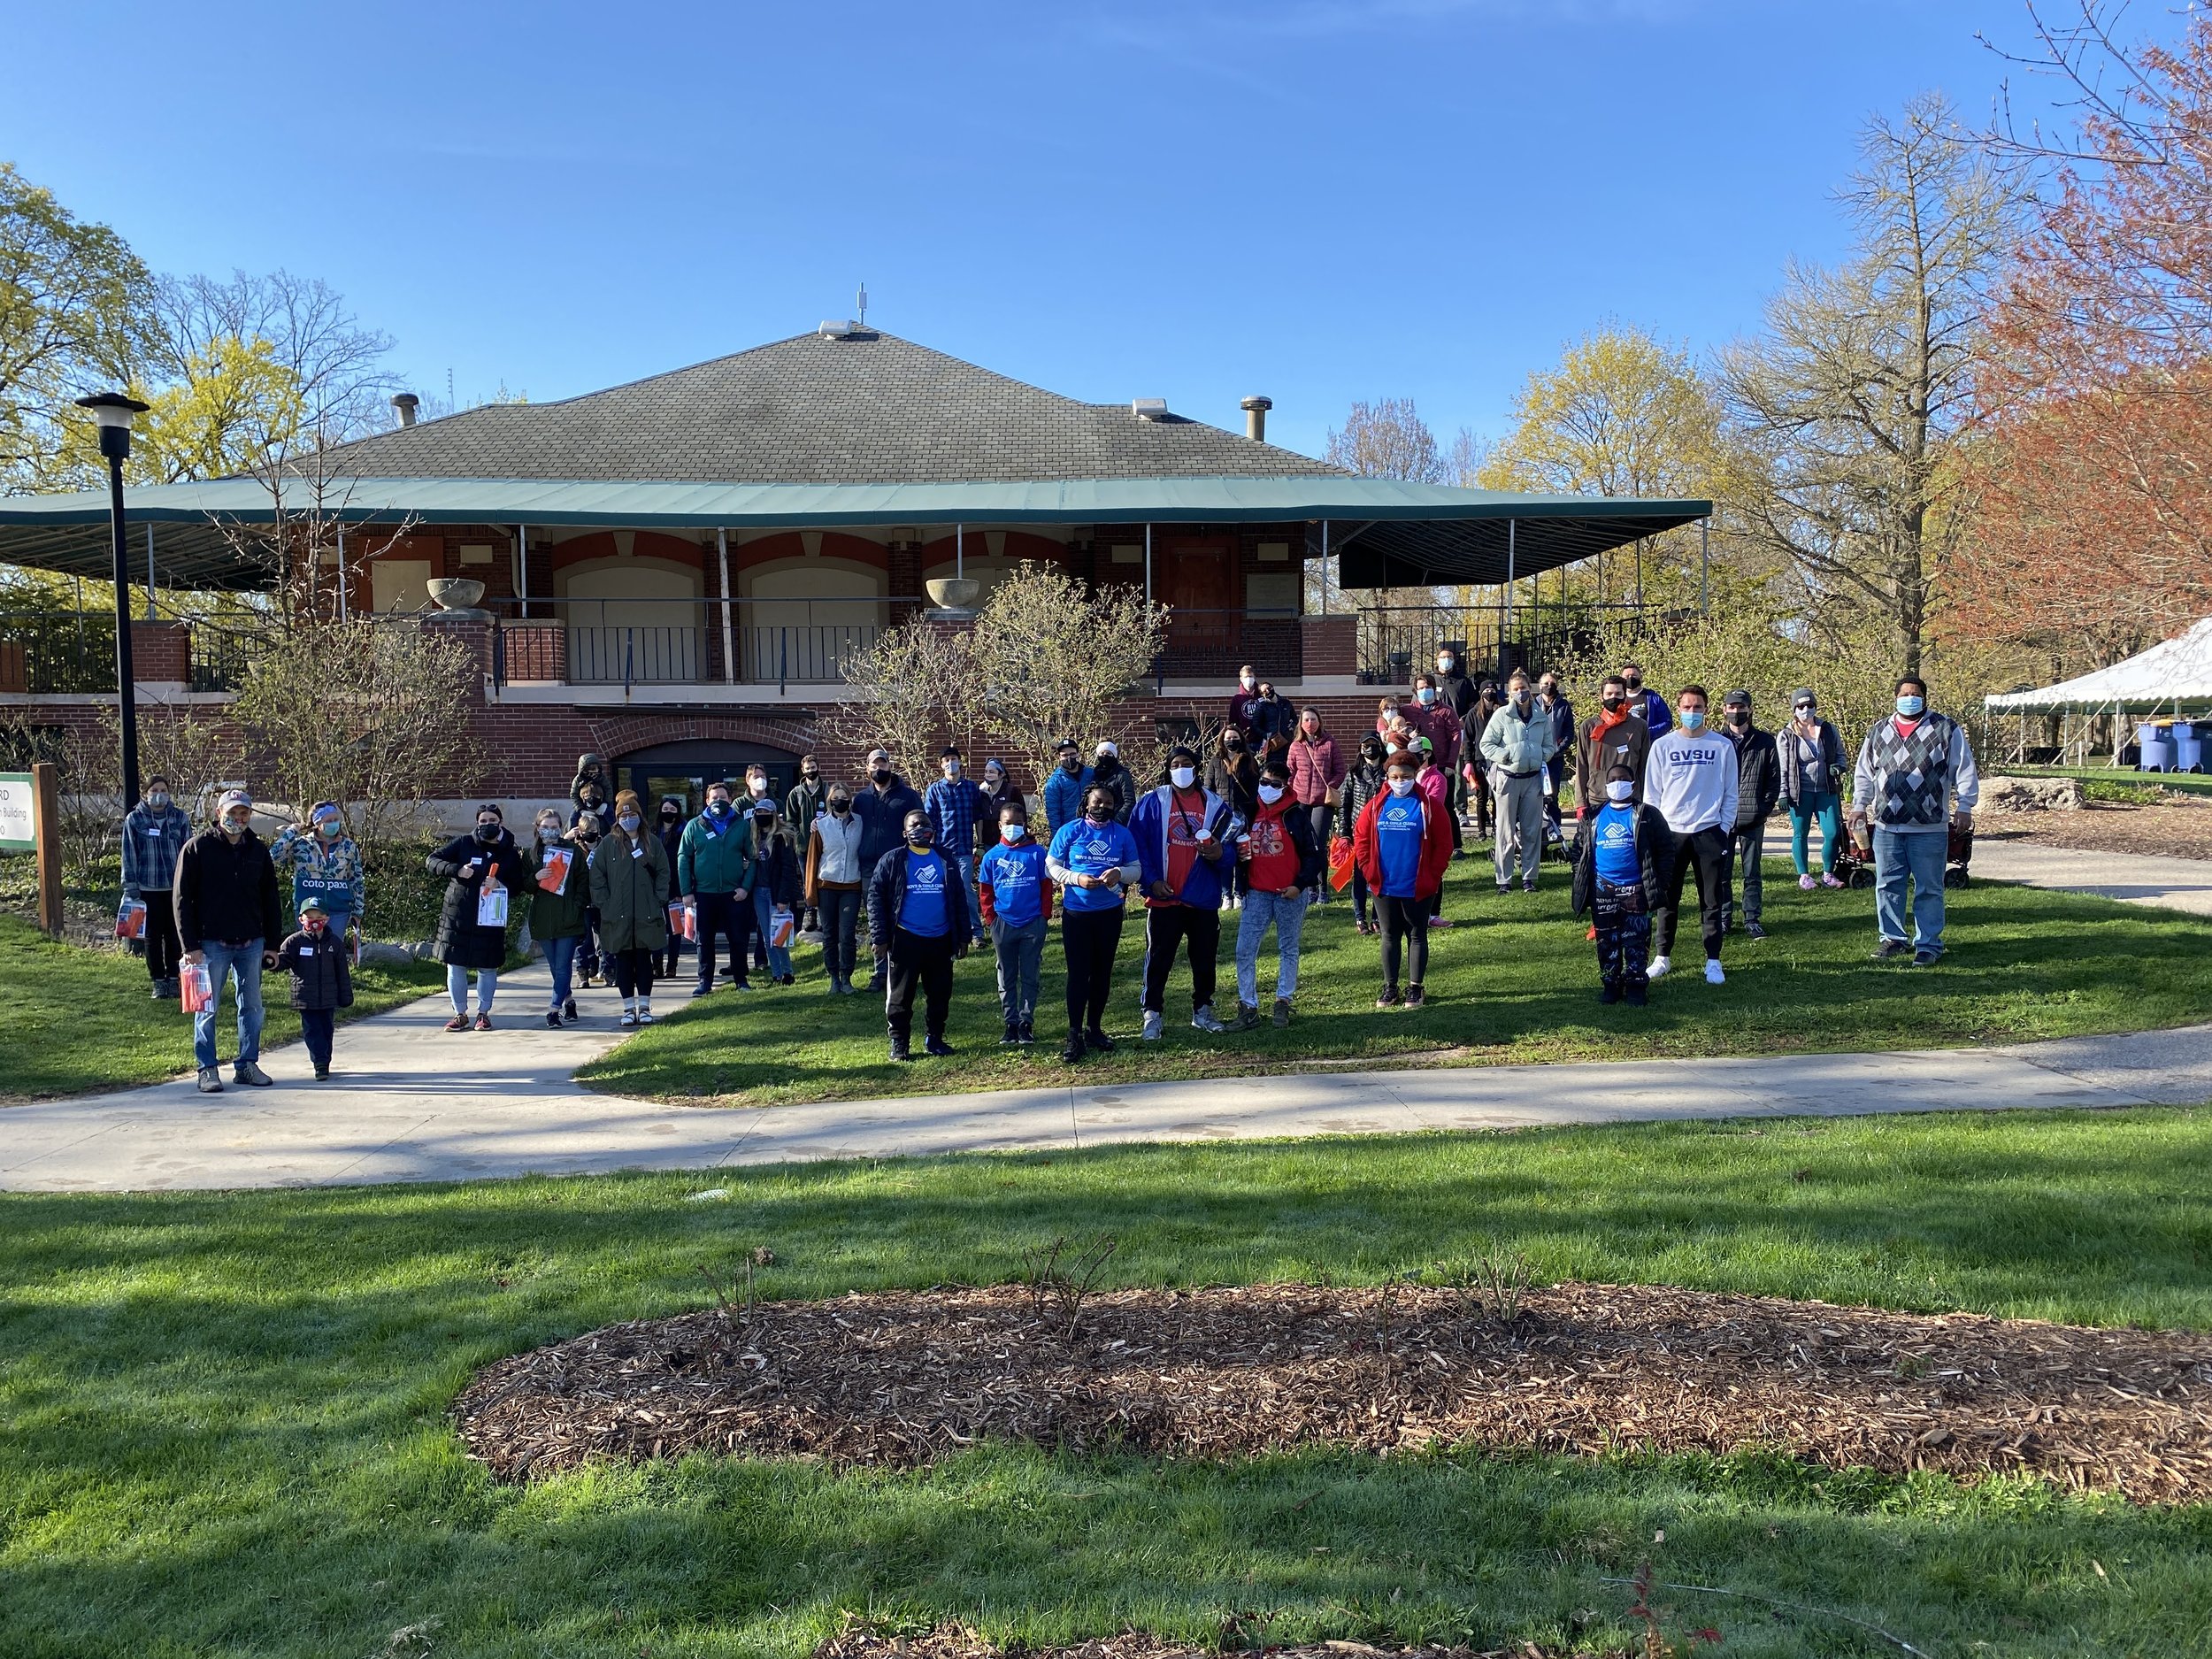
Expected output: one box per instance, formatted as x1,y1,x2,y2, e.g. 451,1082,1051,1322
1,0,2124,460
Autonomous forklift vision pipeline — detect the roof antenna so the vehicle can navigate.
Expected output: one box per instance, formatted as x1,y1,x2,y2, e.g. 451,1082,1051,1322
856,282,868,328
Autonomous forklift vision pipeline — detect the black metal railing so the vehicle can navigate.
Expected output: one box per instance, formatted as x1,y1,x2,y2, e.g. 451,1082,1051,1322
0,611,119,694
188,624,257,692
1354,603,1655,684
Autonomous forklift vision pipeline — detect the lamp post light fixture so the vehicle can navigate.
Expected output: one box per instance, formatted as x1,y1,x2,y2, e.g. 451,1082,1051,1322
75,391,150,811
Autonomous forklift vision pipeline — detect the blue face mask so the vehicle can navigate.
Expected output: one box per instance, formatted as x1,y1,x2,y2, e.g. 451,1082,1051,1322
1896,695,1925,718
1680,709,1706,732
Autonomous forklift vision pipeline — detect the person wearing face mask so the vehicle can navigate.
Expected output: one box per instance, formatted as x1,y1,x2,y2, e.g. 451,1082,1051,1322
119,772,190,999
1717,691,1781,941
276,898,354,1080
1042,738,1094,836
1249,680,1294,763
571,780,611,838
679,781,757,998
1643,687,1740,987
1406,672,1463,800
1048,782,1143,1061
1618,662,1672,733
569,753,610,818
572,811,607,988
525,807,590,1026
851,748,925,989
978,798,1054,1044
1131,744,1236,1038
866,809,972,1062
588,788,672,1025
1778,689,1847,891
744,797,803,986
1226,664,1267,745
1341,734,1390,934
1571,764,1665,1006
803,785,867,995
1206,724,1260,910
1353,750,1454,1008
1286,708,1346,901
1088,740,1137,824
1575,674,1652,823
974,758,1013,856
175,788,285,1092
654,796,690,981
429,804,527,1031
784,756,826,939
924,746,991,948
1233,757,1323,1029
1434,645,1478,723
1852,674,1978,965
271,801,365,954
1479,670,1562,895
1460,680,1505,844
1535,674,1576,840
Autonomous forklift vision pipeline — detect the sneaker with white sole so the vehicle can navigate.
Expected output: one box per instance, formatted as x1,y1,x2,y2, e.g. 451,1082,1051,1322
637,1002,655,1025
1703,959,1725,985
196,1066,223,1094
1141,1010,1164,1041
1190,1005,1226,1033
1798,874,1817,891
1647,955,1671,980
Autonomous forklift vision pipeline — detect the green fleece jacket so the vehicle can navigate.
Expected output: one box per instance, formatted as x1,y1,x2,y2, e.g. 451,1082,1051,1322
677,809,751,895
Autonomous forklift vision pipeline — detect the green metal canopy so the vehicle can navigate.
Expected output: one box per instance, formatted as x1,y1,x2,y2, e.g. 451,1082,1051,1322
0,474,1710,592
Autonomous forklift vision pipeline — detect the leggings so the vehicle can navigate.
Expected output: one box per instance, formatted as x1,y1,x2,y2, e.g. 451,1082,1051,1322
447,964,497,1016
1378,894,1430,992
1789,793,1844,876
607,948,657,1000
1061,904,1125,1033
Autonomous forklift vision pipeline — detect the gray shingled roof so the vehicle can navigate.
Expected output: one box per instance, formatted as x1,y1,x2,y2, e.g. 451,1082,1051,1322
322,330,1344,485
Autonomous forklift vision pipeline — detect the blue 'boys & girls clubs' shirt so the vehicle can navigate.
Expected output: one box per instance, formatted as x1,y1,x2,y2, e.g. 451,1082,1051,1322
1048,818,1140,912
898,849,951,937
1593,803,1643,887
1373,792,1427,897
978,838,1048,926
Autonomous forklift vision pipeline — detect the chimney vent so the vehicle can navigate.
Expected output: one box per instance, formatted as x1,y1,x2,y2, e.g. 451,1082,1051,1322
1132,397,1169,421
391,392,419,427
1240,395,1272,442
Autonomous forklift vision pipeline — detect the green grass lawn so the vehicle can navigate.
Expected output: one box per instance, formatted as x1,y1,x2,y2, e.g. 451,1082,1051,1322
0,913,447,1100
5,1110,2212,1658
579,862,2212,1108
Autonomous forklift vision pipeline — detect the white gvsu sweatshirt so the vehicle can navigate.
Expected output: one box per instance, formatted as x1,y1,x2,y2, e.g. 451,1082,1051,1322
1647,726,1740,833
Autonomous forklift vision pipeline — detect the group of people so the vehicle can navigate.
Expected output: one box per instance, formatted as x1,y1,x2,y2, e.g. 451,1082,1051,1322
126,651,1981,1085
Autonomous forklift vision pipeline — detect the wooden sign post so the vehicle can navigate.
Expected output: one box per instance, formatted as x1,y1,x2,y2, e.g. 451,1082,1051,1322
0,766,58,935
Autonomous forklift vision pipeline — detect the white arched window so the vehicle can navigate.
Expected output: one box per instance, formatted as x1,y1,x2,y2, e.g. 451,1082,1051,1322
741,560,887,683
561,558,701,683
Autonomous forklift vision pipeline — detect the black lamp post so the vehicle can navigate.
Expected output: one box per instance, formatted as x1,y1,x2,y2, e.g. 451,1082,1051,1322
75,391,150,810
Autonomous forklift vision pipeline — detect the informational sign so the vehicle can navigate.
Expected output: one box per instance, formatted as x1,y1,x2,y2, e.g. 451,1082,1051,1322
0,772,34,851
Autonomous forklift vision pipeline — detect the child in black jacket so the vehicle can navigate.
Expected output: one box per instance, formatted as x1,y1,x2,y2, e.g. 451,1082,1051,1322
1571,765,1666,1006
277,898,355,1079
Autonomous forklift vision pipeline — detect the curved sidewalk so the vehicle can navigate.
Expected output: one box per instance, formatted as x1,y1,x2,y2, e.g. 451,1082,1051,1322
3,840,2208,1194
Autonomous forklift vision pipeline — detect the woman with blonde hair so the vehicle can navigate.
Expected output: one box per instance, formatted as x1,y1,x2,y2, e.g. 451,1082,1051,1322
588,787,673,1025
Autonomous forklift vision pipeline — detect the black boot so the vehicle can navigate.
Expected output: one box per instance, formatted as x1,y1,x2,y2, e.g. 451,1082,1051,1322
1062,1029,1087,1064
1084,1025,1116,1052
1001,1020,1020,1047
925,1034,955,1058
889,1032,913,1063
1018,1018,1033,1045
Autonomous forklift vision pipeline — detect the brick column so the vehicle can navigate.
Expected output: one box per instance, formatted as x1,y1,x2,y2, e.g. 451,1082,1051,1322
1300,614,1356,678
130,621,191,685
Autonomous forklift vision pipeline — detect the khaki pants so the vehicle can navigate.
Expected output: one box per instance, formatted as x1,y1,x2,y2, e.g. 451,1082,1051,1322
1493,771,1546,885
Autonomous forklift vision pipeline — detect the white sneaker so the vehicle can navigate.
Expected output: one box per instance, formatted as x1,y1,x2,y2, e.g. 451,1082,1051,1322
1141,1010,1164,1041
1647,955,1671,980
1190,1004,1225,1033
1704,959,1725,985
637,1001,656,1025
618,1003,638,1027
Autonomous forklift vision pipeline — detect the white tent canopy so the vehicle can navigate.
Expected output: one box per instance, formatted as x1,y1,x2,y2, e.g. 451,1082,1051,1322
1985,618,2212,714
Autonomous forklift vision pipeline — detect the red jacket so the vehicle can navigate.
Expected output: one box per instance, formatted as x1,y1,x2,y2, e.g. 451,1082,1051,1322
1405,700,1462,772
1352,787,1455,902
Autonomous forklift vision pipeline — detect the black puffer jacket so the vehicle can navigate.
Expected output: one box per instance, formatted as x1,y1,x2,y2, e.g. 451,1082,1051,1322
174,827,284,952
276,926,355,1011
1727,724,1782,829
427,830,527,971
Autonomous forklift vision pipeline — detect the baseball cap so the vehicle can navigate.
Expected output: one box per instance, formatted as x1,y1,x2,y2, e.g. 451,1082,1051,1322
218,788,252,815
1723,689,1751,707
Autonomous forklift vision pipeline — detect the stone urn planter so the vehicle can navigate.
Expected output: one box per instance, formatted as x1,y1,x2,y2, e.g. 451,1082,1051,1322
926,577,981,615
425,577,490,622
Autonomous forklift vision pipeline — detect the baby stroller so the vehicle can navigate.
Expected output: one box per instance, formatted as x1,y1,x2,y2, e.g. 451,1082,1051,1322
1832,828,1877,889
1832,823,1972,889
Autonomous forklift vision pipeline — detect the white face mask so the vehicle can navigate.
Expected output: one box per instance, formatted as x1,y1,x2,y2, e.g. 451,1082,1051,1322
1606,780,1635,803
1001,822,1028,842
1240,675,1256,690
1170,765,1196,789
1257,784,1284,804
1387,777,1416,797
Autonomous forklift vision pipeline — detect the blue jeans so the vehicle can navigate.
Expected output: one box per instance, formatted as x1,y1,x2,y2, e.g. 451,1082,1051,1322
1235,887,1309,1005
949,851,985,942
192,939,265,1071
542,934,579,1007
448,963,499,1016
753,887,792,979
1873,826,1947,951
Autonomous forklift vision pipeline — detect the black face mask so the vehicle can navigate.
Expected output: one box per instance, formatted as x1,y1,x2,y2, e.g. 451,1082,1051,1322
1601,694,1624,711
1726,710,1751,727
872,767,893,784
1624,675,1643,691
1086,806,1114,824
1060,757,1080,772
905,828,933,848
802,769,818,780
475,824,501,842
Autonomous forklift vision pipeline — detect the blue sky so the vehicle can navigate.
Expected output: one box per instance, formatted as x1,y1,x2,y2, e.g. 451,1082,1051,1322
2,0,2132,459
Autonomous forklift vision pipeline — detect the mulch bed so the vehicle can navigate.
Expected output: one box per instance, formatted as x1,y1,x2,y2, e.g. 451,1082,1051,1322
453,1283,2212,1502
816,1624,1609,1659
1982,795,2212,862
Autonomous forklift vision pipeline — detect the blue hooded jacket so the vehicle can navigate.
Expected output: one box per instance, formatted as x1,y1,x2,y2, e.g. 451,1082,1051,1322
1129,783,1236,910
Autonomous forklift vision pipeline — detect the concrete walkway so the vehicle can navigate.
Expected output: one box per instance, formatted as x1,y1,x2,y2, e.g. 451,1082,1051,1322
3,842,2207,1194
1970,835,2212,918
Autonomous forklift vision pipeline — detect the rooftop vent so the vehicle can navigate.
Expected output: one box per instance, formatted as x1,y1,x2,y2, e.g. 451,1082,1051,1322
391,391,419,427
818,319,870,339
1240,394,1272,442
1132,397,1170,421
